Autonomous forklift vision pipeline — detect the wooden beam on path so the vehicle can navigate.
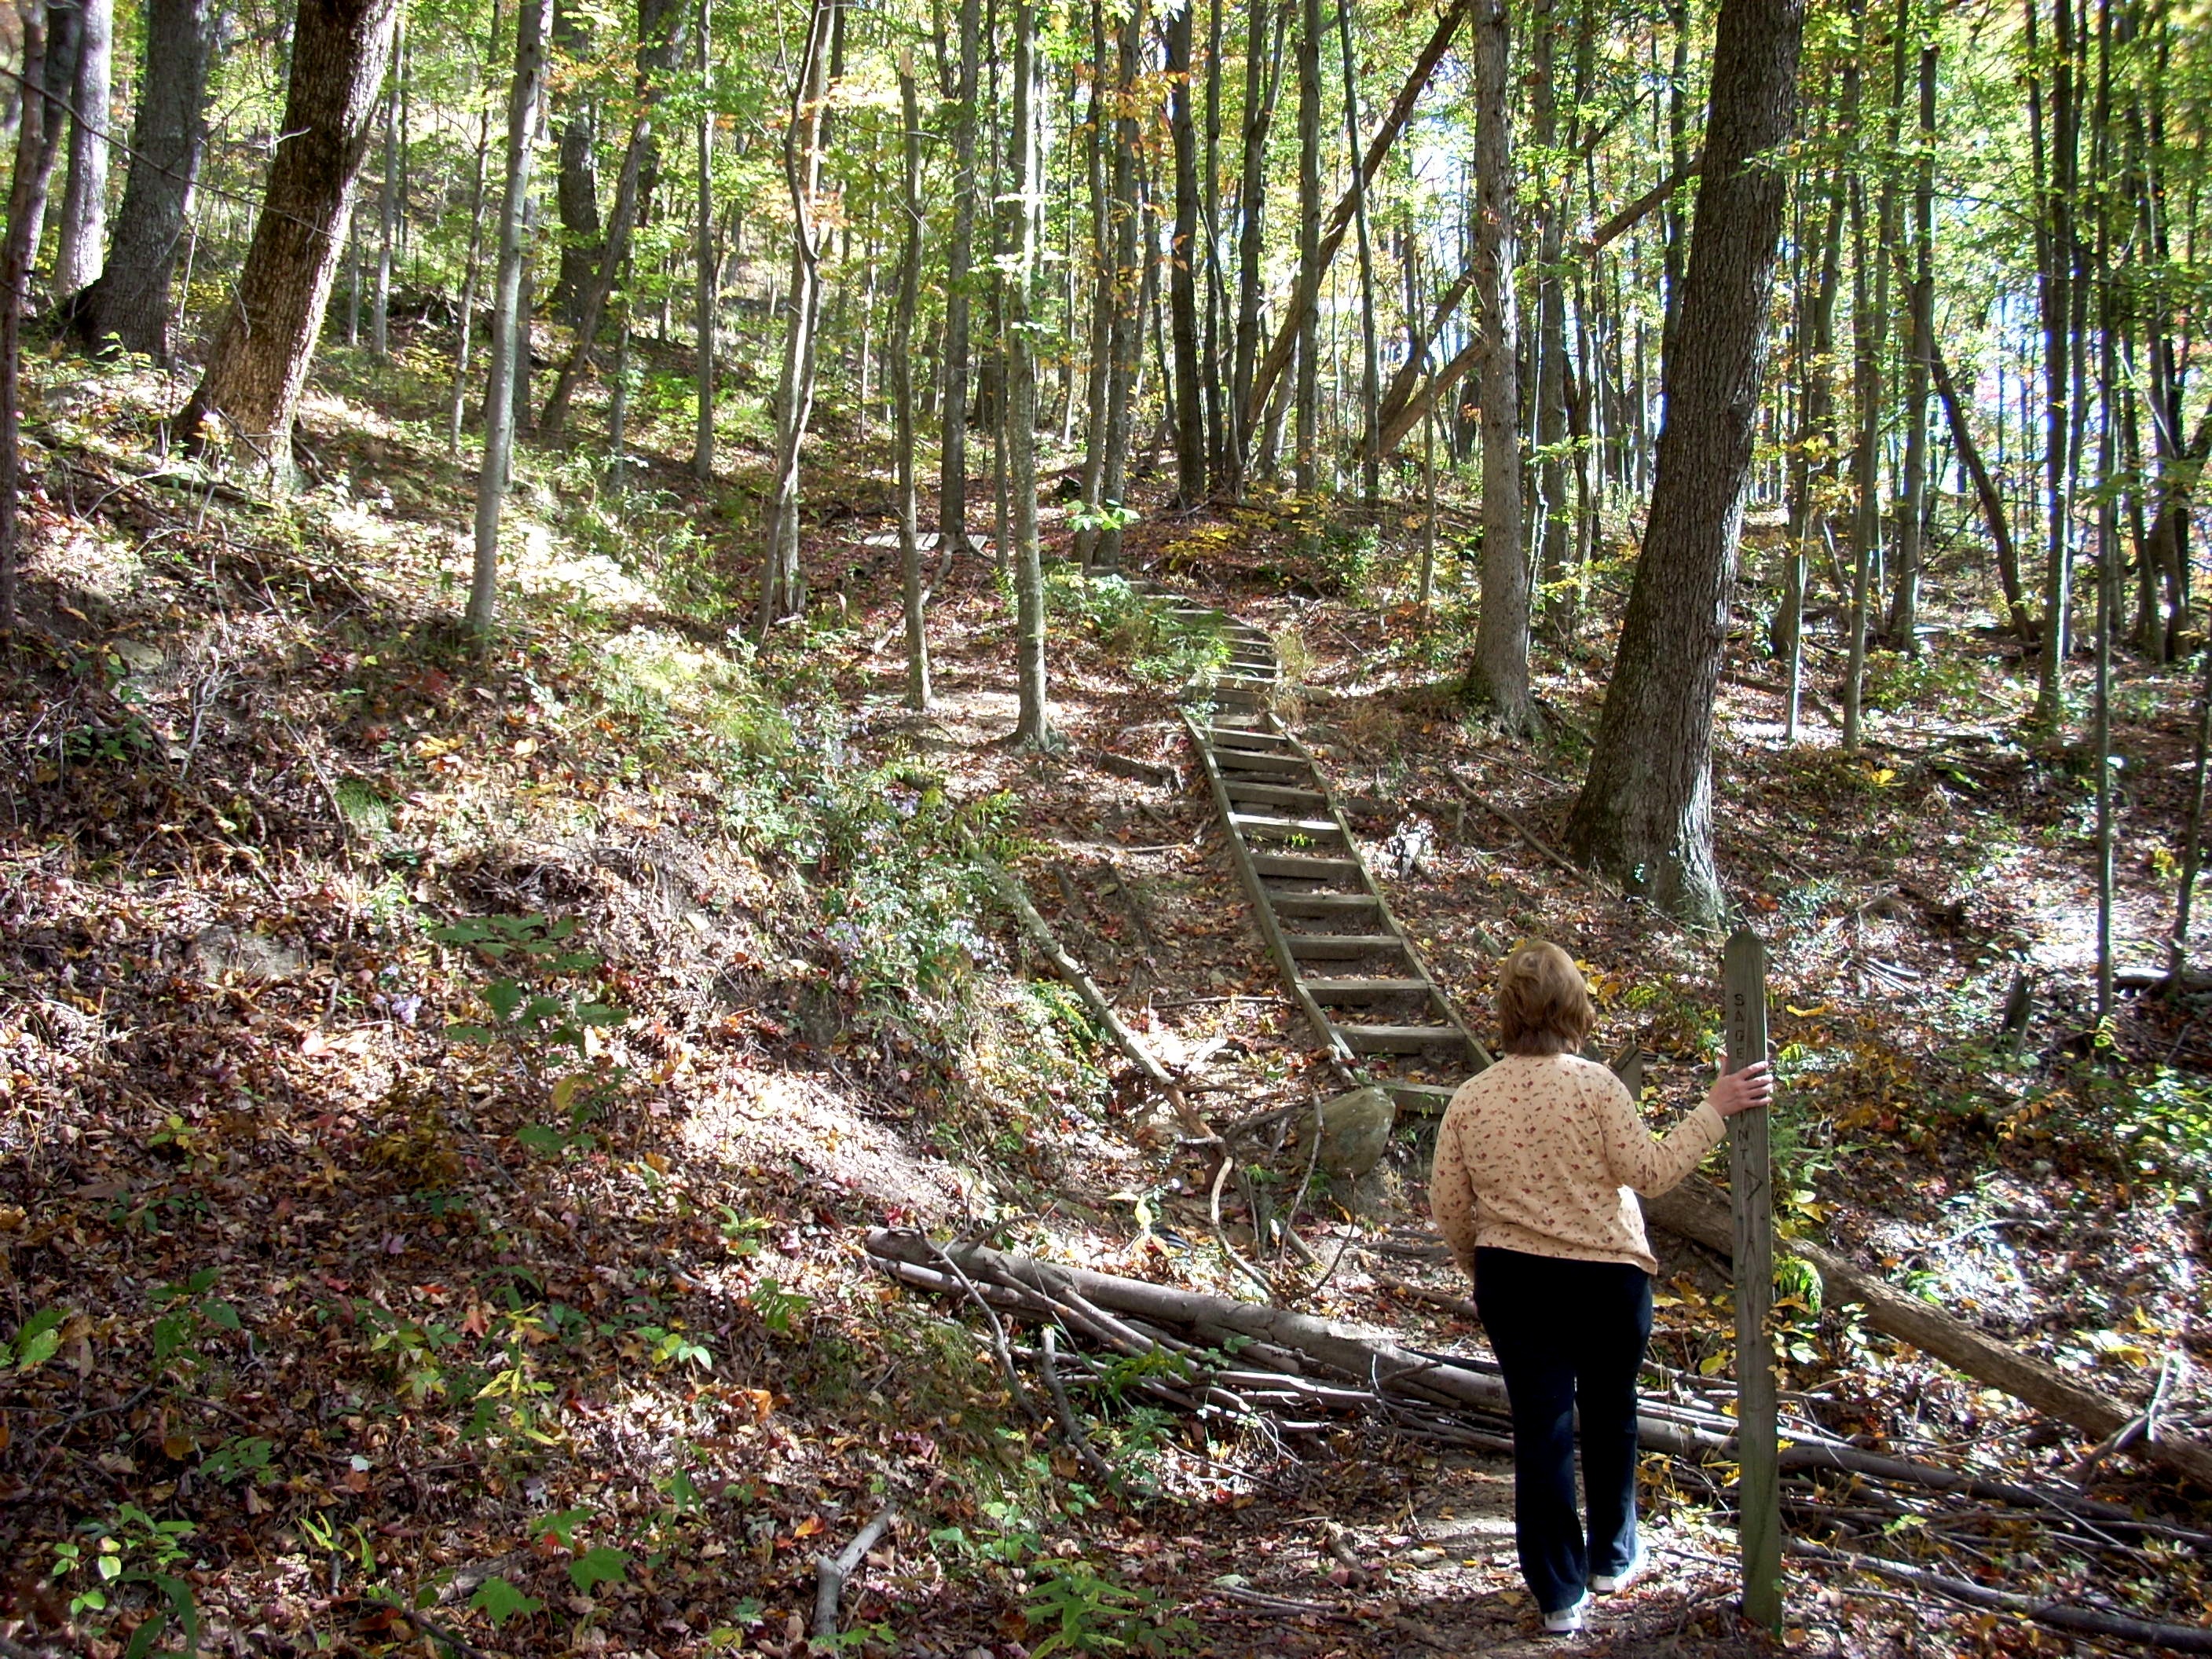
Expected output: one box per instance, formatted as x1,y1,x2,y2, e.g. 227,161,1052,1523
1723,928,1782,1632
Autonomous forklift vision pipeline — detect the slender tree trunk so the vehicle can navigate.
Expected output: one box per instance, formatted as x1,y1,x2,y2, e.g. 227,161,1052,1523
447,15,498,454
1887,25,1936,652
693,0,714,481
894,59,930,709
1337,0,1379,504
55,0,113,297
1243,0,1472,433
1292,0,1321,493
1527,0,1567,603
1563,0,1807,921
1073,0,1110,564
372,18,402,359
755,0,833,632
1166,0,1206,504
1223,0,1284,499
1094,0,1144,569
2031,0,2080,728
1463,0,1529,728
1008,0,1048,745
0,0,51,634
177,0,405,471
467,0,553,634
68,0,214,359
939,0,980,542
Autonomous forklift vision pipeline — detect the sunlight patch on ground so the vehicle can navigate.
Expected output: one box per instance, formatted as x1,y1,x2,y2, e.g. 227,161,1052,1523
508,517,656,607
680,1071,961,1218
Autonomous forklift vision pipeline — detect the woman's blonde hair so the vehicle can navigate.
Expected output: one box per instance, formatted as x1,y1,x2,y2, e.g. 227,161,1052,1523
1496,939,1595,1057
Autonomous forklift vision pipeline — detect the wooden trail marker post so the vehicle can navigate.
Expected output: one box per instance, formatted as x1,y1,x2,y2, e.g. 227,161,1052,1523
1723,926,1782,1630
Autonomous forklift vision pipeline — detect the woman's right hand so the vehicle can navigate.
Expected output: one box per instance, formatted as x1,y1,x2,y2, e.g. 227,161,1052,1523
1708,1054,1774,1118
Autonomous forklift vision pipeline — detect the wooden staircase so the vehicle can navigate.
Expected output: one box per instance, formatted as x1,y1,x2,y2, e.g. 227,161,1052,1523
1129,578,1494,1115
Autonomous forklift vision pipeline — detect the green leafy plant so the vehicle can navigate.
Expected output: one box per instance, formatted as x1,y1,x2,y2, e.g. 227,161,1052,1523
1024,1562,1196,1658
469,1576,544,1628
50,1507,201,1657
2,1307,65,1372
433,914,631,1152
150,1269,241,1376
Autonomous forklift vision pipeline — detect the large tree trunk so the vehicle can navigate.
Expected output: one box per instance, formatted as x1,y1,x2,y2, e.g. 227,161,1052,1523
21,0,80,273
67,0,214,360
754,0,833,632
176,0,404,471
54,0,113,297
1463,0,1528,729
1165,0,1206,505
466,0,555,635
1562,0,1806,923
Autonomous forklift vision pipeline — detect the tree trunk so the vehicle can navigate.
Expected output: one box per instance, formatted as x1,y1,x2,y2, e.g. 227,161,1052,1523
0,0,51,633
67,0,214,360
692,0,714,481
1166,0,1206,504
55,0,113,298
1563,0,1806,922
1093,0,1144,569
1463,0,1528,729
1007,0,1047,746
22,0,79,277
551,0,599,323
1243,0,1471,434
1072,0,1111,564
1887,27,1936,653
755,0,833,632
894,60,930,710
467,0,554,635
1526,0,1567,602
1337,0,1380,504
2031,0,2080,728
445,27,496,454
372,18,402,359
1222,0,1284,499
1291,0,1321,493
176,0,405,471
938,0,980,542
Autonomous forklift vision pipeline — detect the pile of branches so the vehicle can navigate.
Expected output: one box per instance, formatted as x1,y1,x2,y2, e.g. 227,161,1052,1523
866,1229,2212,1653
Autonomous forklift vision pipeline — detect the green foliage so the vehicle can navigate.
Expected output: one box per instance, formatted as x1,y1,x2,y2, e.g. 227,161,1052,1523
1046,570,1232,689
49,1507,201,1653
1024,1562,1197,1658
468,1575,544,1628
569,1545,631,1594
2,1306,65,1372
149,1269,242,1377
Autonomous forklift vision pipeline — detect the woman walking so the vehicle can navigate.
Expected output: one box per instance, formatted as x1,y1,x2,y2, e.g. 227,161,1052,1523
1430,940,1771,1635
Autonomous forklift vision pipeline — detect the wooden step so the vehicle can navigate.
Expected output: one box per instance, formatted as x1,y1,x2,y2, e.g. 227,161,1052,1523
1225,782,1329,808
1383,1081,1462,1114
1251,852,1364,882
1213,749,1311,778
1207,727,1290,749
1229,812,1342,839
1282,933,1407,958
1212,687,1269,706
1301,978,1434,1002
1337,1024,1474,1055
1269,892,1380,918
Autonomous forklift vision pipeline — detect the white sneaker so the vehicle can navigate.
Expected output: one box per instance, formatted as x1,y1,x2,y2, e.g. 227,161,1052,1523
1591,1540,1647,1595
1542,1591,1592,1635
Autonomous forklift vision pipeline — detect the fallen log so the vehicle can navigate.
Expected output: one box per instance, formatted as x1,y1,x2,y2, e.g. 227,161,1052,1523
866,1229,2201,1533
1788,1540,2212,1653
1646,1175,2212,1492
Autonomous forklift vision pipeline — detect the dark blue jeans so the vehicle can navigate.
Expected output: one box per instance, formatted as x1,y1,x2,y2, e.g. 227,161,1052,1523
1474,1247,1654,1616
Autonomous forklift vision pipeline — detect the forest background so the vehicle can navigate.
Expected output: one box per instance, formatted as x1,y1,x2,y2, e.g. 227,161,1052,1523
5,0,2212,1648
